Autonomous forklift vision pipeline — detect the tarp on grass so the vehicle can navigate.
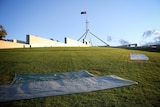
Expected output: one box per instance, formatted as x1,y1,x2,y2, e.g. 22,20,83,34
130,53,149,60
12,70,94,84
0,70,138,102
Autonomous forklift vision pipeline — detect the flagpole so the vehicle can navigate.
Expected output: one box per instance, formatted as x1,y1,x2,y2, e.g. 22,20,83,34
85,15,92,45
79,11,92,45
87,11,93,45
78,11,109,46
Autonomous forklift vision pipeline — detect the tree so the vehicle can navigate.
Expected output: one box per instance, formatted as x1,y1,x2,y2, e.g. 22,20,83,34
0,25,7,40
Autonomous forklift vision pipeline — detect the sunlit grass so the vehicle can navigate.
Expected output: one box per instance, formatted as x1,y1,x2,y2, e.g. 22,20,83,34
0,47,159,107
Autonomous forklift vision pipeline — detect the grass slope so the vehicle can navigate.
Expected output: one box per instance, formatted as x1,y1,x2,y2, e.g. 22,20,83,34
0,47,159,107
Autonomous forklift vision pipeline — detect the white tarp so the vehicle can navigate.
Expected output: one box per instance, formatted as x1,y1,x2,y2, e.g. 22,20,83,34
130,53,149,60
12,70,94,84
0,71,138,102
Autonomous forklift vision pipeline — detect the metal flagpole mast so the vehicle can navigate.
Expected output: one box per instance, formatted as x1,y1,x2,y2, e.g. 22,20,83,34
85,17,92,45
78,11,109,46
78,11,92,45
77,11,87,41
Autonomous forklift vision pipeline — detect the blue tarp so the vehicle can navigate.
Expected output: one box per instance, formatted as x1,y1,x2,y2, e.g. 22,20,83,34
0,70,138,102
130,53,149,60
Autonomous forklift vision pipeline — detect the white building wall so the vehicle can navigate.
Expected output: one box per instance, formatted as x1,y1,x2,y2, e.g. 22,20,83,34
0,35,91,49
65,37,91,47
27,35,66,47
0,40,29,49
27,35,90,47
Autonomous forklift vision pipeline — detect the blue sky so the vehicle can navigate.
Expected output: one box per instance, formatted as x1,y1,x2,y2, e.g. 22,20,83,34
1,0,160,46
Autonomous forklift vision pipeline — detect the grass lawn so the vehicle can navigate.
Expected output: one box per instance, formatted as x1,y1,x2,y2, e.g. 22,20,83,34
0,47,159,107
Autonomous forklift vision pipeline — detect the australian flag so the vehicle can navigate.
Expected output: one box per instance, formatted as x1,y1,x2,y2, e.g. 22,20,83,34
81,11,87,14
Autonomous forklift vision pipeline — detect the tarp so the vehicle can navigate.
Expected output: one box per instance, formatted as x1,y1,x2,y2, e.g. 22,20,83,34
0,70,138,102
12,70,94,84
130,53,149,60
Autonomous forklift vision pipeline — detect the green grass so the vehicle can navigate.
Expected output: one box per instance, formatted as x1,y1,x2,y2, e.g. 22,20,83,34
0,47,160,107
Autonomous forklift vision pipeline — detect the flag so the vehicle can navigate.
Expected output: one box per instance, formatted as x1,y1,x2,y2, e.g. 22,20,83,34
81,11,86,14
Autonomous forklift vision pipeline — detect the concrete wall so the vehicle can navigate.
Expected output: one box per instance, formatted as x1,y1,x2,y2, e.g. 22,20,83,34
0,40,30,49
65,37,91,47
27,35,66,47
27,35,90,47
0,34,90,49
